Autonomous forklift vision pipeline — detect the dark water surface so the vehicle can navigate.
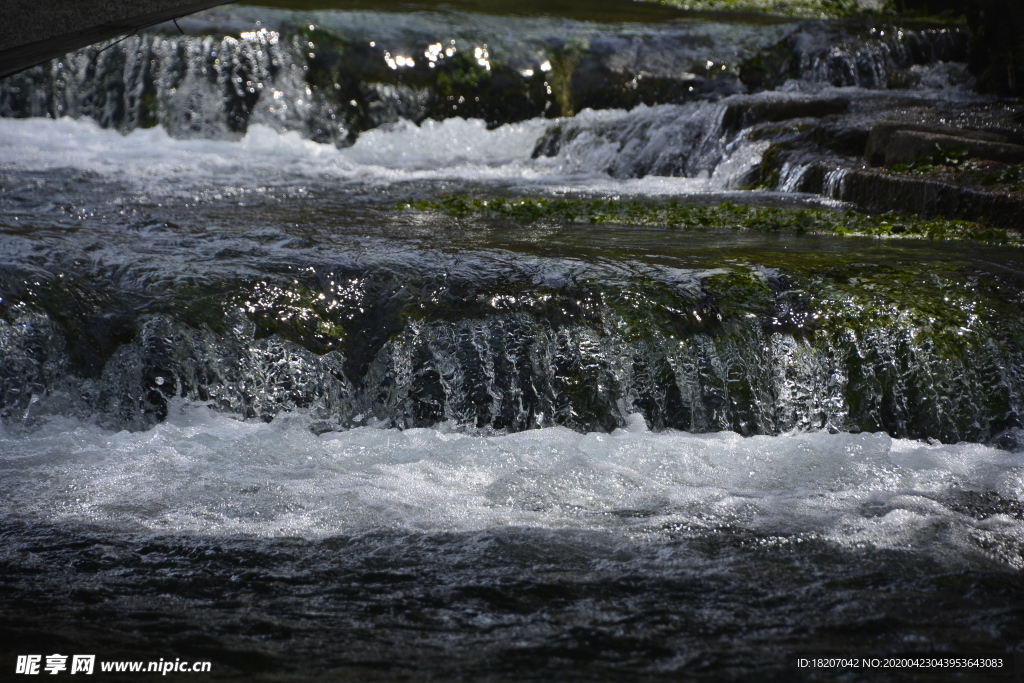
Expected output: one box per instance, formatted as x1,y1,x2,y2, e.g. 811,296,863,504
3,519,1022,681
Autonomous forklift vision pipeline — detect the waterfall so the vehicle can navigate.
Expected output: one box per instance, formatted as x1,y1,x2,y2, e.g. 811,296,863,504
3,253,1021,443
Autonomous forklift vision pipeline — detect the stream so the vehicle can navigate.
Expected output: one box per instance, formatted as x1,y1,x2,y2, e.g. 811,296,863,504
1,2,1022,680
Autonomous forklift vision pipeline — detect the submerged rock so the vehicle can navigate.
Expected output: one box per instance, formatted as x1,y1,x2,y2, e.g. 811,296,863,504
5,229,1024,442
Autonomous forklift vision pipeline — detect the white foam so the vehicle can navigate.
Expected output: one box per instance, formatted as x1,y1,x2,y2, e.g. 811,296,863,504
0,116,541,175
341,117,548,170
2,401,1022,566
0,117,346,180
0,113,760,197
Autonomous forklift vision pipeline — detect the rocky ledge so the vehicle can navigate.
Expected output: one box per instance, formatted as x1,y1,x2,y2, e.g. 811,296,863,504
752,96,1024,228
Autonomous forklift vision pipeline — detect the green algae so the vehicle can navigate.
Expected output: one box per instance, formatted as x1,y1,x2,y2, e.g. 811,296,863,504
983,163,1024,191
892,151,1024,193
547,45,585,118
392,193,1024,438
752,144,785,189
297,24,555,132
240,281,347,354
401,196,1019,244
5,232,1023,438
703,270,776,321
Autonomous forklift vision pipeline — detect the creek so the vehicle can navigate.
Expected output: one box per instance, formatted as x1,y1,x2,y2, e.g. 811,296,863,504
0,3,1021,679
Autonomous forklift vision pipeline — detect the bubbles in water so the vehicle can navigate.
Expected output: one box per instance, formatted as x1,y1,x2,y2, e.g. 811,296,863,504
0,400,1020,570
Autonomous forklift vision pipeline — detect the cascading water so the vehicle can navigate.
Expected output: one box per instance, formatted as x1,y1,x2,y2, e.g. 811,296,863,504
3,231,1022,442
1,3,1022,681
0,7,969,142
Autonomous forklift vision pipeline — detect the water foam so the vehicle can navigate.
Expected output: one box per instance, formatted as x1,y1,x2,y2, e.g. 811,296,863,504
2,401,1021,567
0,114,761,196
0,116,545,181
0,117,349,181
340,117,550,172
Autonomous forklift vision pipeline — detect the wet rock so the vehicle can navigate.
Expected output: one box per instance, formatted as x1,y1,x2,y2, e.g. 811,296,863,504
531,122,577,158
989,428,1024,451
938,488,1024,520
815,121,872,156
737,37,799,92
865,122,1024,166
887,130,1024,166
566,60,726,115
722,94,850,133
748,117,870,157
897,1,1024,97
739,23,969,93
822,167,1024,226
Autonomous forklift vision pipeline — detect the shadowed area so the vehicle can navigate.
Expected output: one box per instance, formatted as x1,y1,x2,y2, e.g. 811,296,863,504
0,0,234,79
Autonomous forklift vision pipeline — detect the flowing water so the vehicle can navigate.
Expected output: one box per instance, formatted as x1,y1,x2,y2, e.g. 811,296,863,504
1,3,1023,680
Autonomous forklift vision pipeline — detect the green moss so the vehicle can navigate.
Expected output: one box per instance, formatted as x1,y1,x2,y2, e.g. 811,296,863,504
166,283,235,336
798,266,1013,438
139,91,158,130
982,163,1024,191
749,143,784,189
704,270,775,320
401,196,1020,244
547,44,586,118
240,281,346,354
891,147,1024,193
601,278,713,341
890,143,973,175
